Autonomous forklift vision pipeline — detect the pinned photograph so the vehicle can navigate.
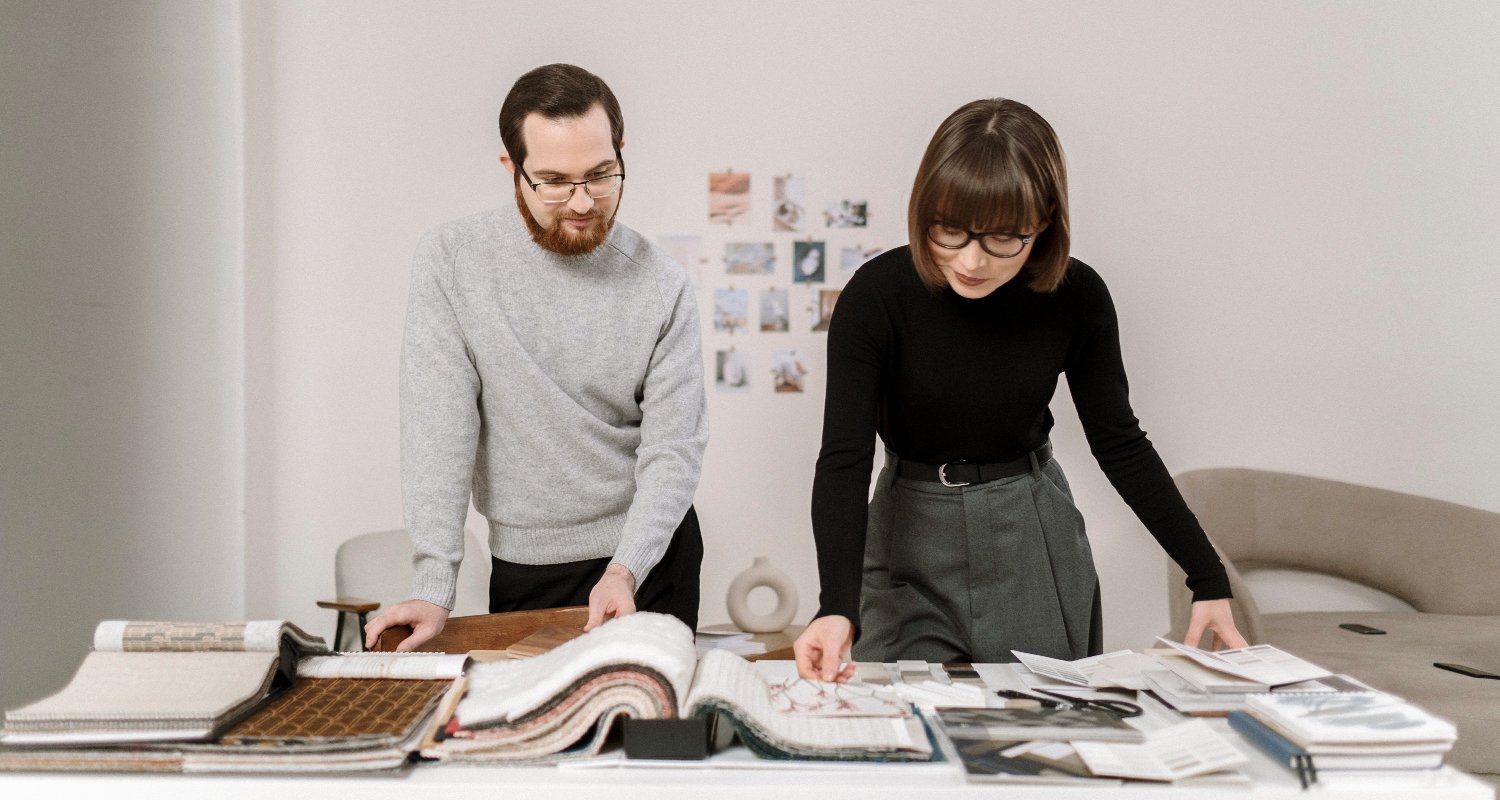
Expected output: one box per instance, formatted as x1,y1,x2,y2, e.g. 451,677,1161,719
824,199,869,228
812,289,841,332
759,287,790,332
725,242,775,275
709,171,751,225
715,349,752,394
712,287,749,334
840,245,884,274
772,175,806,232
792,241,826,284
771,349,808,393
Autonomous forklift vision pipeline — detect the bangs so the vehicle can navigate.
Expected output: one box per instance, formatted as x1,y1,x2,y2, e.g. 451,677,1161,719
924,143,1050,234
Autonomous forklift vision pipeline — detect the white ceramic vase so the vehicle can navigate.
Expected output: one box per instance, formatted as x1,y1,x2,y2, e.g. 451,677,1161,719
725,556,798,633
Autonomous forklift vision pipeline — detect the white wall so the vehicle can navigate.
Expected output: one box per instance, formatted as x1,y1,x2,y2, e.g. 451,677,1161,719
0,0,245,710
2,2,1496,713
248,0,1500,649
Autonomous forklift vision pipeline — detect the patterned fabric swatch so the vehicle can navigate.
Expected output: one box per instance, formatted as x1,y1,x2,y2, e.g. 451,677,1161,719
95,620,326,654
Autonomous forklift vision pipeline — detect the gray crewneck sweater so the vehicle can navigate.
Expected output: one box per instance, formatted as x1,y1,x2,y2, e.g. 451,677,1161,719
400,203,708,610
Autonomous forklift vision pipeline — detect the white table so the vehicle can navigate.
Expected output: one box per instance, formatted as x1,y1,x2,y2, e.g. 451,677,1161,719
1,663,1493,799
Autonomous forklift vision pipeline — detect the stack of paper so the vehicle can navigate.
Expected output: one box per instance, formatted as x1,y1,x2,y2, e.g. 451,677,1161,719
1242,691,1456,770
695,631,767,658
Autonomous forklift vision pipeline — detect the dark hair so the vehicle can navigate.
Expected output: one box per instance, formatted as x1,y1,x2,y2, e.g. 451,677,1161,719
908,98,1071,293
498,64,624,168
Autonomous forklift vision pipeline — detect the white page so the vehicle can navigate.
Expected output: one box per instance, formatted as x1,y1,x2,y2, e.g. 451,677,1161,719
686,650,929,754
1073,719,1247,781
296,653,467,680
1011,649,1157,688
1154,638,1330,685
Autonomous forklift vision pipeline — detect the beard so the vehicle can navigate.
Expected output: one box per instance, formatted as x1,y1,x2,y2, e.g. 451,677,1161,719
515,181,618,256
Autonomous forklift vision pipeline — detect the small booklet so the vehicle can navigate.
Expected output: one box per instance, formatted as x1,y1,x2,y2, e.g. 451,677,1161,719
1011,649,1159,690
1154,638,1331,687
951,739,1119,785
1071,719,1247,781
935,706,1146,744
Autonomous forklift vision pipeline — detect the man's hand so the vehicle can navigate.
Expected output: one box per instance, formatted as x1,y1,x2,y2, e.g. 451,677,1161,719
793,615,857,682
363,599,450,652
1183,598,1249,650
585,564,637,631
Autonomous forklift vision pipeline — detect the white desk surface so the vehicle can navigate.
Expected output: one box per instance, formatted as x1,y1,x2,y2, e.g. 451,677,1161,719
1,662,1493,800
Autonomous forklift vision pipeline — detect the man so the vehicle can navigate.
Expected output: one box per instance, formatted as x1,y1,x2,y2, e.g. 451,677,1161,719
365,64,708,651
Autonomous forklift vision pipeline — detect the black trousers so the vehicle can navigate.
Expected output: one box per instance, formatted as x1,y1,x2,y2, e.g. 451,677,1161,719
488,506,702,631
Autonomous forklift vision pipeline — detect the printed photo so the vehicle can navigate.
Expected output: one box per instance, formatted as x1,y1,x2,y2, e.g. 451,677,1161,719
812,289,841,332
772,175,806,232
715,349,751,394
823,199,868,228
725,242,775,275
771,349,808,393
712,287,749,334
840,245,884,274
709,171,751,225
792,240,825,284
759,287,789,333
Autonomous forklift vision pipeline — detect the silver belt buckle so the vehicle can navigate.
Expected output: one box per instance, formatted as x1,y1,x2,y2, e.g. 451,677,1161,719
938,462,970,488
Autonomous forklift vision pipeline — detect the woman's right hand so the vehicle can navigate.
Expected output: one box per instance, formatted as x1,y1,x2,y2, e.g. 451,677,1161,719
793,615,858,682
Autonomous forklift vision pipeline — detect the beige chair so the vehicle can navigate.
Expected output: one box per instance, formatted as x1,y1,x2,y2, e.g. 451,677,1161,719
318,528,490,651
1165,468,1500,779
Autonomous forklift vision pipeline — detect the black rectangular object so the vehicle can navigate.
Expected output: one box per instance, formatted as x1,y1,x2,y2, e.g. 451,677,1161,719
1434,662,1500,680
621,716,719,760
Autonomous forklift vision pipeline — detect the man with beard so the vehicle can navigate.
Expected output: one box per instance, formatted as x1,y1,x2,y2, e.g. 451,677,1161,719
365,64,708,651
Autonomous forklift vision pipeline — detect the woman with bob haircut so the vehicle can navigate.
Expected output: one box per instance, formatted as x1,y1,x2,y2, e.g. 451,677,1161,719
793,98,1247,681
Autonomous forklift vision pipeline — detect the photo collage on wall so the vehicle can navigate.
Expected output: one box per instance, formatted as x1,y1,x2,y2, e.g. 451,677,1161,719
659,169,887,396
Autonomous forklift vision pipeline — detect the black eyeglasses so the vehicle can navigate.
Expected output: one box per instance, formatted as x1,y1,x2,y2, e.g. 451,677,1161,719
517,154,626,204
927,222,1037,259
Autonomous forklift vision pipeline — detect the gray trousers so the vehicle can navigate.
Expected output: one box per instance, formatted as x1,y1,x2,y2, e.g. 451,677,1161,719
852,450,1103,664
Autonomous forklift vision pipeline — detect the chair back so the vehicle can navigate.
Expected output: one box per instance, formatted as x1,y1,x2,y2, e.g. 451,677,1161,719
334,528,490,617
1167,468,1500,643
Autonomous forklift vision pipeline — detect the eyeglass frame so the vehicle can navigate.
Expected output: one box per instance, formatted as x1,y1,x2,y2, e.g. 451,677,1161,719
926,222,1038,259
516,150,626,204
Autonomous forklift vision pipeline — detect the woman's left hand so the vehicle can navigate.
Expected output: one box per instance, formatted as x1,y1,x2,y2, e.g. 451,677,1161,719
1183,598,1249,650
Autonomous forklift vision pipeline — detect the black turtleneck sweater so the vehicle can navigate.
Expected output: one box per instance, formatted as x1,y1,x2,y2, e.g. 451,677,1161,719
811,247,1230,623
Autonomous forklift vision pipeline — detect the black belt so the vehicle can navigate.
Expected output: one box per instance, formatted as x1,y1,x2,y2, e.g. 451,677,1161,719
895,443,1052,487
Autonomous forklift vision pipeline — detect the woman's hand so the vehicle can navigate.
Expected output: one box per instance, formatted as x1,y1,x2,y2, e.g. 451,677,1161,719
1184,598,1249,650
793,615,858,682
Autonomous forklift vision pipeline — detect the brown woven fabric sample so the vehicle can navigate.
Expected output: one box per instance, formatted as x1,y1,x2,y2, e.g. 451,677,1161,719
219,678,449,743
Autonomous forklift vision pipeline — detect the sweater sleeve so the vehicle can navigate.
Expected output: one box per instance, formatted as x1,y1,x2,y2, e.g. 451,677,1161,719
400,232,482,610
810,267,889,623
1062,266,1230,601
610,272,709,585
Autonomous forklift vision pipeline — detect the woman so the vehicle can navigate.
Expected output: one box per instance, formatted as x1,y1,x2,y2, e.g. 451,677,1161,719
793,98,1247,681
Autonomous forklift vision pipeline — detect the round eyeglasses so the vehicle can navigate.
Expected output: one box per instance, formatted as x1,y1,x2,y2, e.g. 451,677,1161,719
518,164,625,204
927,223,1036,259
